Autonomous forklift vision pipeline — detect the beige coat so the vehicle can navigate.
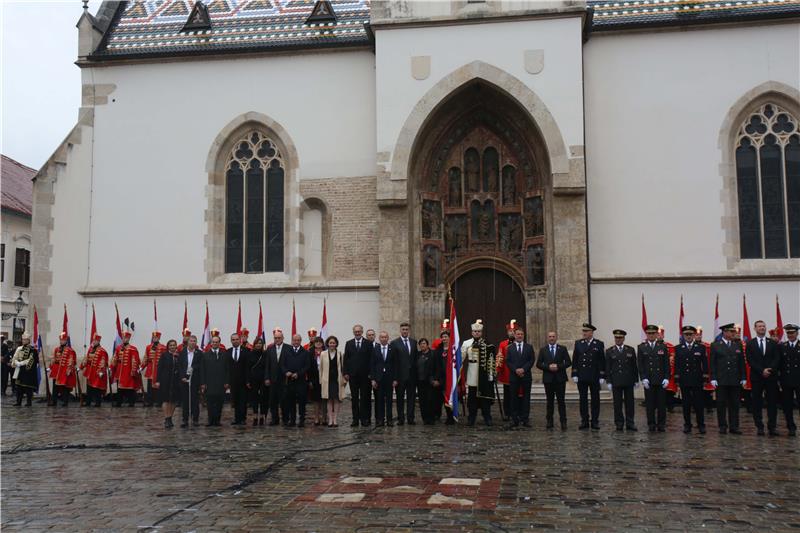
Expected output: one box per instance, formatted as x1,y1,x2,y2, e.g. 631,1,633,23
319,349,346,400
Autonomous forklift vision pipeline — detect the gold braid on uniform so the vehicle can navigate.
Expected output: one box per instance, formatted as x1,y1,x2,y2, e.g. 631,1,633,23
475,338,496,380
12,345,34,370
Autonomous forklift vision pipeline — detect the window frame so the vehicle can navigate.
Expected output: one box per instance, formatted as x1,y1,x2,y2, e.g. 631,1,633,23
13,247,30,288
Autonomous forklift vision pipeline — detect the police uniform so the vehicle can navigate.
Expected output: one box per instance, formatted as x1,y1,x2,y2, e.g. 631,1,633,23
605,330,638,431
779,324,800,436
674,326,708,433
637,325,670,432
710,324,746,434
571,323,605,429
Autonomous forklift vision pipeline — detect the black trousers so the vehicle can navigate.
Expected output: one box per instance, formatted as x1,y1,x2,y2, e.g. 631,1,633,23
115,388,136,407
501,384,511,420
612,386,635,428
577,381,600,424
181,382,201,422
751,378,779,430
509,376,531,423
374,378,393,424
230,383,248,423
418,381,434,423
349,375,372,425
467,386,492,422
249,381,269,416
86,385,103,407
544,381,567,423
1,364,9,395
644,384,667,428
282,379,307,424
269,381,284,423
716,385,740,429
14,387,32,405
431,384,444,421
781,384,799,430
396,379,417,422
144,379,161,407
680,386,705,428
206,393,224,425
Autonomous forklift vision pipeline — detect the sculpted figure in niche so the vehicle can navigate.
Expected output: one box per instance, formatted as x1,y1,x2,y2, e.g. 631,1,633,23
464,148,480,192
448,167,462,207
502,165,517,206
423,246,441,288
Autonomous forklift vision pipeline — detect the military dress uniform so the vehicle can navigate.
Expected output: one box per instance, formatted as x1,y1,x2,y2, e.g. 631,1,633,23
605,332,638,431
637,331,671,432
779,325,800,436
10,337,38,406
142,334,167,407
674,330,709,433
80,335,109,407
113,333,142,407
571,324,606,430
459,329,496,427
52,334,78,407
710,325,746,434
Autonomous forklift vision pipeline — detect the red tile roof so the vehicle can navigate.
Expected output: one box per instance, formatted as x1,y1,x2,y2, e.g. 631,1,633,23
1,154,35,217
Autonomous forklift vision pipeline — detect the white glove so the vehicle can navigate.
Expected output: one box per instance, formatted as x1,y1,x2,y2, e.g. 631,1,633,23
599,378,606,385
572,376,578,383
740,380,747,386
710,380,718,388
661,379,669,388
606,383,613,391
642,378,650,388
15,361,23,368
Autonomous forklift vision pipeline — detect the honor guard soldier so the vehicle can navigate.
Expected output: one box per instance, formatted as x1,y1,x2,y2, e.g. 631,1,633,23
606,330,639,431
674,326,708,434
80,333,109,407
572,323,606,430
459,319,496,426
52,332,77,406
142,331,166,407
710,323,747,434
745,320,781,436
180,329,192,353
304,327,318,350
657,326,679,412
10,332,38,406
240,328,253,350
779,324,799,436
495,319,516,422
113,331,142,407
638,324,670,432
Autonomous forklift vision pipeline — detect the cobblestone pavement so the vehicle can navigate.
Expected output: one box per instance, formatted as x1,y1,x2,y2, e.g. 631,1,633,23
2,396,798,532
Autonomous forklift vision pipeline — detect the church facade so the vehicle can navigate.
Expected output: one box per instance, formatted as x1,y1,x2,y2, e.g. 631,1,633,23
31,0,800,353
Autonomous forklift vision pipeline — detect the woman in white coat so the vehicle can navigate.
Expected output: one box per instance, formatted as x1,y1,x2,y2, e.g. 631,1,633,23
320,336,346,427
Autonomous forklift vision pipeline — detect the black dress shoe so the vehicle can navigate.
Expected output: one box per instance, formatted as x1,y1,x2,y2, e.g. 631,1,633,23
484,418,493,427
546,421,554,429
397,420,404,426
627,425,638,432
205,423,214,427
375,421,385,427
180,422,189,428
408,420,416,425
561,422,567,431
591,422,600,430
616,425,624,431
768,428,779,437
730,428,742,435
579,422,589,430
350,421,360,427
467,418,476,427
657,426,665,432
522,421,531,428
757,428,765,436
719,427,728,434
269,420,279,426
648,425,656,432
297,422,305,427
698,426,706,434
192,420,200,427
683,426,691,434
788,428,796,436
386,421,393,427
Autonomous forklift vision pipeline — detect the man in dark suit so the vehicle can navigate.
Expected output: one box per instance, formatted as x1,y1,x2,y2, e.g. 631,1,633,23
711,323,747,434
226,332,250,426
264,328,288,425
571,323,606,430
178,335,204,428
506,326,534,427
343,324,374,427
202,336,229,426
606,329,639,431
637,324,671,432
674,325,709,434
280,333,310,427
779,324,799,436
390,322,418,425
370,331,396,426
745,319,781,436
536,330,572,430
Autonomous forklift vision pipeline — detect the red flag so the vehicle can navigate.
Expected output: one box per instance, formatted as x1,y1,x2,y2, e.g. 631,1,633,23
641,294,648,342
320,298,328,341
678,294,685,342
182,300,188,334
62,304,70,347
201,301,211,350
776,295,785,342
90,304,97,342
291,299,297,337
257,300,265,343
742,294,752,390
713,294,720,341
153,299,158,333
236,300,242,335
113,302,123,354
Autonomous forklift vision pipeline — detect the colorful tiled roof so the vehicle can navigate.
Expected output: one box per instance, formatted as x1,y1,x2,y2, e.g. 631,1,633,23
91,0,371,59
1,155,35,218
589,0,800,30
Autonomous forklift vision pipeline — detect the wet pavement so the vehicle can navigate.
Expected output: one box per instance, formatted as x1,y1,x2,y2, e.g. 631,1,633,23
2,395,798,532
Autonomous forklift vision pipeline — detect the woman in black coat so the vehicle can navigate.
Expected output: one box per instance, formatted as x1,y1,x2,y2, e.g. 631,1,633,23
247,337,269,426
307,337,326,425
155,340,181,429
417,338,445,425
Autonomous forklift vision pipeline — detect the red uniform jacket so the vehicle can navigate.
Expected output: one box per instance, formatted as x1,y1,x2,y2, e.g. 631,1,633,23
53,346,77,388
702,342,715,391
81,347,109,391
113,344,142,391
496,339,511,385
742,340,752,390
142,343,167,380
665,341,678,393
204,343,227,353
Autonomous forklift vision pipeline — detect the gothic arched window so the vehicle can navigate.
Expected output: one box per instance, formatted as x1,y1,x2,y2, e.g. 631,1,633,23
225,131,285,273
735,103,800,258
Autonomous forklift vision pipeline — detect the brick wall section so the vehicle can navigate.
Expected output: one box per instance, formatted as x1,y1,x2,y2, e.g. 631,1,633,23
299,176,379,280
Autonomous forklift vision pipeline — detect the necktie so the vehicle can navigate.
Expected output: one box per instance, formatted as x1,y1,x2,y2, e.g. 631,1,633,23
518,343,523,353
619,345,623,353
550,345,555,358
235,348,239,362
404,339,409,353
759,338,764,354
294,347,298,354
356,340,360,350
382,346,387,361
650,342,654,350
